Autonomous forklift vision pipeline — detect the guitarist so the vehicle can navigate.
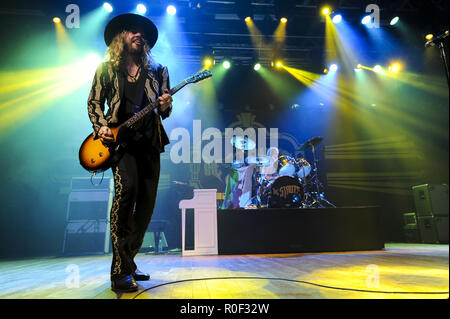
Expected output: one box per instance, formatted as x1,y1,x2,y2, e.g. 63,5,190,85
87,13,173,292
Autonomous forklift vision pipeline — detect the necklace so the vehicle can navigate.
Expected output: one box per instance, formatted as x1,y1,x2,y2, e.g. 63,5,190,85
127,65,141,82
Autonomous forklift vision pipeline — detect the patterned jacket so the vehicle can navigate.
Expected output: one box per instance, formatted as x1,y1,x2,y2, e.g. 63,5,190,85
87,61,172,152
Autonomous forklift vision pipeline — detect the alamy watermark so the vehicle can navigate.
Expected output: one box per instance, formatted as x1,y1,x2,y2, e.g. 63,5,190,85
65,264,80,288
169,120,279,165
63,3,381,29
63,4,80,28
366,264,380,288
365,4,380,28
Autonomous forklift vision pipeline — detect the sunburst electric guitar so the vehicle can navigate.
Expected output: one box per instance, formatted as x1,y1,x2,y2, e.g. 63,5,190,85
79,69,212,173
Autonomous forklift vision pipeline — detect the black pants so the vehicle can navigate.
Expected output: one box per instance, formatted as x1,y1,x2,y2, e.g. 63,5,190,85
109,141,160,279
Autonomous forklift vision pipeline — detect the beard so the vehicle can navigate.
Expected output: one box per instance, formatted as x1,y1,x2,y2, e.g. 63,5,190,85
126,41,144,55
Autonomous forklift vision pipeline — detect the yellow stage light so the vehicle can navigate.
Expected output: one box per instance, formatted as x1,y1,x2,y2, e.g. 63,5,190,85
53,17,61,24
245,16,251,22
425,34,434,40
204,58,213,68
275,60,283,68
280,17,288,23
323,68,329,74
388,63,402,73
322,7,331,15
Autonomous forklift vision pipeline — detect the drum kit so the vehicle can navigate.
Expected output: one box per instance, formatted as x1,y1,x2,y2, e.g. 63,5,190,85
231,136,335,209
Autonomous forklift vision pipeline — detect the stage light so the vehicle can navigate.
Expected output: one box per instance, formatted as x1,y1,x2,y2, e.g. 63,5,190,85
203,58,213,68
280,17,288,23
254,63,261,71
332,14,342,24
329,64,338,72
361,15,371,25
389,16,399,25
244,16,251,22
53,17,61,24
85,52,103,68
425,34,434,40
137,4,147,14
323,68,328,74
103,2,113,12
373,65,382,73
275,60,283,68
388,63,402,73
167,5,177,15
322,7,331,15
356,64,362,69
223,60,231,69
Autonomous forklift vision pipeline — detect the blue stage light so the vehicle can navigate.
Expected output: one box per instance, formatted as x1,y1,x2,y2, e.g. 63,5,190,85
332,14,342,24
167,5,177,15
137,4,147,14
361,15,371,25
103,2,113,12
390,16,399,25
329,64,338,72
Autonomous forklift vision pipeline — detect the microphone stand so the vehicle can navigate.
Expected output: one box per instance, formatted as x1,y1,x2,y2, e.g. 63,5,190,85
426,30,449,87
437,41,449,87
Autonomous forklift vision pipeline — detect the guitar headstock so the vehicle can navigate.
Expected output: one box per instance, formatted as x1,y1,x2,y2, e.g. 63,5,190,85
185,69,212,84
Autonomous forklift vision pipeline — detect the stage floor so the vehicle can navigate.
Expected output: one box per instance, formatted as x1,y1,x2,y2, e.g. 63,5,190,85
0,243,448,299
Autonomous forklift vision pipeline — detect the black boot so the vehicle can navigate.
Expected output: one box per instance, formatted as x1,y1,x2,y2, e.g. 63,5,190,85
133,269,150,281
111,275,138,292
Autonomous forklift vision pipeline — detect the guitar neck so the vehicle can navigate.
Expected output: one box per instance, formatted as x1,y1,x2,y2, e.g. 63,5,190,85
120,80,187,129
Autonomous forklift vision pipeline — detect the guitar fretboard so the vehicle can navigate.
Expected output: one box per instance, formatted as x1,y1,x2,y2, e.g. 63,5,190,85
120,80,187,129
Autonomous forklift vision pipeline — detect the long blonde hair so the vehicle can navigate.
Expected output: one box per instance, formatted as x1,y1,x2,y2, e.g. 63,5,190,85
105,30,154,71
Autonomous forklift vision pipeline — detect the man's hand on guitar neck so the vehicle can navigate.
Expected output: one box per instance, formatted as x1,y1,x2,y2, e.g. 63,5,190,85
99,126,114,145
157,89,173,113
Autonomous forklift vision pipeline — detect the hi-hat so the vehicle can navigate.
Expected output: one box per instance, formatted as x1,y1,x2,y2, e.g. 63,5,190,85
231,136,256,150
299,136,323,151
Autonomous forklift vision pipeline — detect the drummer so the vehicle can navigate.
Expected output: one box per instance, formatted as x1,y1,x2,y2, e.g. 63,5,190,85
261,147,279,181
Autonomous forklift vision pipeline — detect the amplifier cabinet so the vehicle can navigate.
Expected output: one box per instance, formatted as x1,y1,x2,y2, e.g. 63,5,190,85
412,184,449,217
417,216,449,244
62,177,114,255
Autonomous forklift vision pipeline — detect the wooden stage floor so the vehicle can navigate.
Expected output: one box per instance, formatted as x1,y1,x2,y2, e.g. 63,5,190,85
0,243,448,299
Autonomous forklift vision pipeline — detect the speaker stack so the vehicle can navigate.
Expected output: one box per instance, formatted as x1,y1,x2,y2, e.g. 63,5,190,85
411,184,449,244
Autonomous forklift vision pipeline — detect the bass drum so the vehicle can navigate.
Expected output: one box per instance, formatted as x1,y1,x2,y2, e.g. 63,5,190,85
267,176,304,208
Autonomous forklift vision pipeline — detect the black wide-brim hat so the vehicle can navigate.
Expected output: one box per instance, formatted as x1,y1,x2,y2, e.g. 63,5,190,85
104,13,158,48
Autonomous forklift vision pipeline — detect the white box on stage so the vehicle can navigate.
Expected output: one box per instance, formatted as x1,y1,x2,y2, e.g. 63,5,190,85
62,177,114,255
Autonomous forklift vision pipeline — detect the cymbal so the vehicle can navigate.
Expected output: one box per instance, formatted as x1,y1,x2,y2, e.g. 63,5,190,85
231,160,245,168
299,136,323,151
231,136,256,150
245,155,271,167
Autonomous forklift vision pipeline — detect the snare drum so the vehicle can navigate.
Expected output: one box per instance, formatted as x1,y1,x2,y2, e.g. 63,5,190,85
278,155,297,177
